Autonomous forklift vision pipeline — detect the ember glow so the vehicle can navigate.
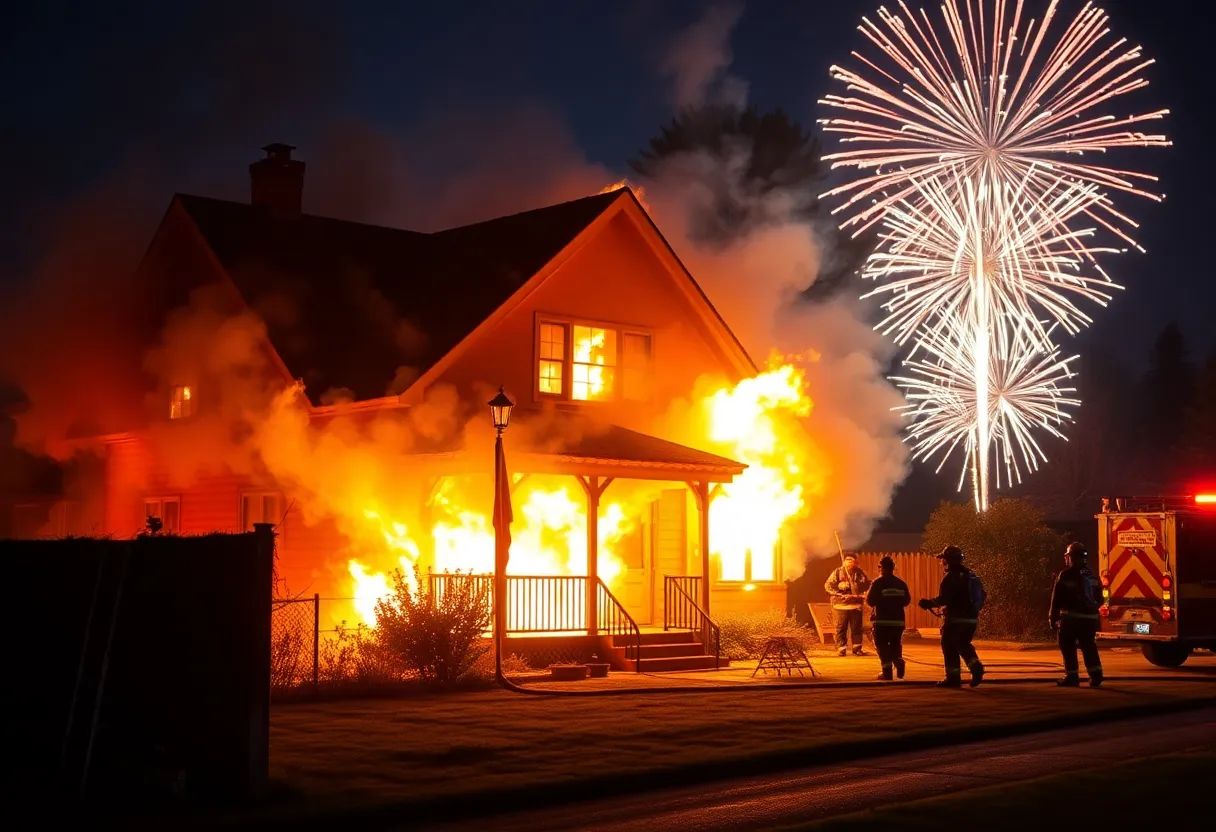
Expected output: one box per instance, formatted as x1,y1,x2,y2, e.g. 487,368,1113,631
298,358,820,626
820,0,1169,510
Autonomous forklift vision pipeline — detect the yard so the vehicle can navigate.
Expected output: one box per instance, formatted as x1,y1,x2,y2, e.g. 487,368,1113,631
257,677,1216,824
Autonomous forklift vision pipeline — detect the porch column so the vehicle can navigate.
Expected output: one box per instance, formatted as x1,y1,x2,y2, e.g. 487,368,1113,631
577,475,613,635
689,481,712,615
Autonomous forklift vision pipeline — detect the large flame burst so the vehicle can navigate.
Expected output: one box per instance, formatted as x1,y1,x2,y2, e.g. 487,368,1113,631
820,0,1169,509
336,360,816,625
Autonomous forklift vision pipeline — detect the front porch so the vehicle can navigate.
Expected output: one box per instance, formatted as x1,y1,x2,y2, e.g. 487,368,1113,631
416,413,782,671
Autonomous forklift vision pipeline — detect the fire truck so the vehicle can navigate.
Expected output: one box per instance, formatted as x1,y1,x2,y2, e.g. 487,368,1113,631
1095,493,1216,667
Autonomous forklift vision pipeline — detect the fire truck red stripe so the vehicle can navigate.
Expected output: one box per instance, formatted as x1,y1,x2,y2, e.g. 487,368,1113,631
1111,570,1157,601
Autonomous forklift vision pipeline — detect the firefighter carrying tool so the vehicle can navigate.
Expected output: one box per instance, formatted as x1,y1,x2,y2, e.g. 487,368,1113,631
1049,542,1104,687
919,546,986,687
866,556,910,680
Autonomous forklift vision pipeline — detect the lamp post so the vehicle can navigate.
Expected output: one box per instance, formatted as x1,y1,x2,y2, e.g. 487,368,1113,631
488,386,515,685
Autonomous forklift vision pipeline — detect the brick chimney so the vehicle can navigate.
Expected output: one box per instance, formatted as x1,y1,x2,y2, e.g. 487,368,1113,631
249,143,305,215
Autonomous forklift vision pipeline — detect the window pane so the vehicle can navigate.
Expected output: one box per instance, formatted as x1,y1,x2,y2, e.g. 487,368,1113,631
162,500,180,533
573,365,615,401
538,359,563,395
170,385,195,420
572,326,616,400
539,324,565,360
240,495,252,531
622,333,651,401
263,495,278,524
144,500,160,521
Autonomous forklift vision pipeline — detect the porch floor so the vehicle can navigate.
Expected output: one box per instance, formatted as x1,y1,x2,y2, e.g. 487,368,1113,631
507,638,1141,690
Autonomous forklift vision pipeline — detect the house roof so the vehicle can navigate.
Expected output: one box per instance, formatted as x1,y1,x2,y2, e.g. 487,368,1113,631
176,190,623,405
407,409,746,483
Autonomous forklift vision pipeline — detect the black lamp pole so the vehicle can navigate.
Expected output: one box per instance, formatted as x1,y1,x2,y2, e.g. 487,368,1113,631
488,387,514,686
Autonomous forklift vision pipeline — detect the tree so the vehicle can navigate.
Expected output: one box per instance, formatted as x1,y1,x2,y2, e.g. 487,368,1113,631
922,498,1064,640
1137,322,1197,488
627,104,872,292
1176,350,1216,483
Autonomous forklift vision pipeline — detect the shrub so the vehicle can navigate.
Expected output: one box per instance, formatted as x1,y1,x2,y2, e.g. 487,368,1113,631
470,650,533,681
317,623,407,685
922,498,1063,641
375,565,491,685
718,609,812,660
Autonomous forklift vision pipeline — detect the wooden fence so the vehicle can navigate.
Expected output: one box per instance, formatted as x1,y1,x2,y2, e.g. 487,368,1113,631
804,551,942,631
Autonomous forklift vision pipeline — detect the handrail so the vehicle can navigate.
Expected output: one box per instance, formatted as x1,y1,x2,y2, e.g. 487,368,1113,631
662,575,702,630
664,576,720,669
595,579,643,674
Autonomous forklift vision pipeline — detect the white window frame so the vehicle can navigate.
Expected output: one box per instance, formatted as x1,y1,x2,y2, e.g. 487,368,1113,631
143,496,181,534
240,491,284,533
533,314,654,404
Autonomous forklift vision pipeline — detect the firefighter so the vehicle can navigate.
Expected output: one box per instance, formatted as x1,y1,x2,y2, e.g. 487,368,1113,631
1049,542,1104,687
865,555,910,680
824,553,871,656
918,546,985,687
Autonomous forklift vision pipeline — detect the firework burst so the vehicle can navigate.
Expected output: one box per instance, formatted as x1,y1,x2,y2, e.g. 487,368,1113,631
819,0,1170,248
892,317,1080,506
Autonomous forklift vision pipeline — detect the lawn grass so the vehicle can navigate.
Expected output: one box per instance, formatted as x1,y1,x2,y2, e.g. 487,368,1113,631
265,678,1216,818
783,749,1216,831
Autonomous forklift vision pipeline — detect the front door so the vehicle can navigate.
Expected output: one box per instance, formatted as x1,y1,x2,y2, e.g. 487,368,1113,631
617,520,652,625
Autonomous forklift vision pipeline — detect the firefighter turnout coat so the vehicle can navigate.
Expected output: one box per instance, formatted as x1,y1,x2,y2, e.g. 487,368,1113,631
866,575,911,627
1049,565,1102,627
825,564,870,610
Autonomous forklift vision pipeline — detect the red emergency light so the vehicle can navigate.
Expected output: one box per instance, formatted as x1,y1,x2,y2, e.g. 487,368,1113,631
1195,494,1216,506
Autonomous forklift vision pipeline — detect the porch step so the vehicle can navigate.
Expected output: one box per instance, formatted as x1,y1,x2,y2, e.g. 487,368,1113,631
611,630,701,647
627,641,707,659
633,654,724,672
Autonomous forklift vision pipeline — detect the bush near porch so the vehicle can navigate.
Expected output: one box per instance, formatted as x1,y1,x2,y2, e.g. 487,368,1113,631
718,610,814,660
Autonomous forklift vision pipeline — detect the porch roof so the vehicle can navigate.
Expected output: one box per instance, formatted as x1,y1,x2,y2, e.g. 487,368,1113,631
414,414,746,484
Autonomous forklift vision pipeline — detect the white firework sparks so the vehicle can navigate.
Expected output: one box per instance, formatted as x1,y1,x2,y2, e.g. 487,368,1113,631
820,0,1168,509
892,317,1080,505
818,0,1170,248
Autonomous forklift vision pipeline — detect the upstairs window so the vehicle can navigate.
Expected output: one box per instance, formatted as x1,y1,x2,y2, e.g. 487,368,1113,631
241,492,283,531
169,385,195,420
536,318,652,403
143,496,181,534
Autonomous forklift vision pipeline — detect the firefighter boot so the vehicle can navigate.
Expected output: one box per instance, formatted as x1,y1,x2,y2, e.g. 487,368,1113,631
936,677,962,688
1088,671,1104,688
894,658,906,679
852,646,867,656
968,662,985,688
1057,674,1081,687
838,648,848,657
876,671,893,681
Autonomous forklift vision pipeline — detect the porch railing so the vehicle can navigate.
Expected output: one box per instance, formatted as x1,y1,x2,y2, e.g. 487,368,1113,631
596,579,642,673
662,575,720,669
429,573,588,633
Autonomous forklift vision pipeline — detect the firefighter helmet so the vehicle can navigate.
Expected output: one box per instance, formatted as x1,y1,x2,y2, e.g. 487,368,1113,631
1065,542,1089,562
938,546,965,565
879,556,895,571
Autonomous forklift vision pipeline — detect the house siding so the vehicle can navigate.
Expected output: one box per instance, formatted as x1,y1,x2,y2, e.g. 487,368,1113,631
427,210,741,426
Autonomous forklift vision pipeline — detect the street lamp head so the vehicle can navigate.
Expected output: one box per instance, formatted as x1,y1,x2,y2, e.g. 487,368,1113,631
488,386,515,433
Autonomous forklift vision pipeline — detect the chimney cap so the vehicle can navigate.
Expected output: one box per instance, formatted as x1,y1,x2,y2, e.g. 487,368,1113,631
261,142,297,160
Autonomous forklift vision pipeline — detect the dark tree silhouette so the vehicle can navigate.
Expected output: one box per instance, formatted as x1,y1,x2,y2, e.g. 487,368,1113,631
1017,352,1136,518
1137,322,1197,488
1176,350,1216,484
627,104,872,294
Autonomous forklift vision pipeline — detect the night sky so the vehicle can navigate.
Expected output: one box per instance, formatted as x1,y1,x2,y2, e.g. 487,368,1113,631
2,1,1213,525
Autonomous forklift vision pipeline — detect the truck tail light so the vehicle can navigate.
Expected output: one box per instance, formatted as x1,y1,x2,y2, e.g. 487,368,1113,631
1099,606,1109,617
1162,607,1174,621
1162,574,1172,589
1101,571,1110,587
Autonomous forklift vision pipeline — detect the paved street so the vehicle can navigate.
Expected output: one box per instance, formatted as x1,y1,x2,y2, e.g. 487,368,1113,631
516,641,1216,690
423,705,1216,831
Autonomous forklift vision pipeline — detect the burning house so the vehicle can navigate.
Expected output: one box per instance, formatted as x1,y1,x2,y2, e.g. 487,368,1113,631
17,144,827,668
